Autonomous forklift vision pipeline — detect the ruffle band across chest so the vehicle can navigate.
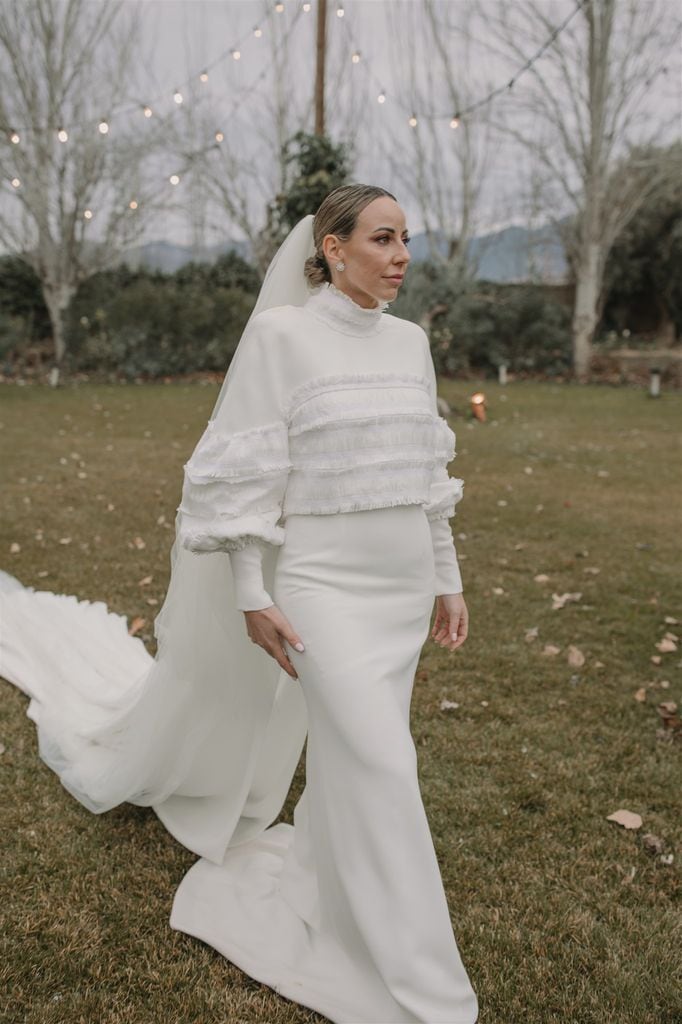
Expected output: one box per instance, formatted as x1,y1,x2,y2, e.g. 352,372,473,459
177,372,464,553
282,372,459,517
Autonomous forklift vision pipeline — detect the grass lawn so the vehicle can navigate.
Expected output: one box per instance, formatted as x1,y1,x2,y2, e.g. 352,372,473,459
1,378,680,1024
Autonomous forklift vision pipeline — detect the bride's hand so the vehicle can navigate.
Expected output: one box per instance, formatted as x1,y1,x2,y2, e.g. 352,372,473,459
431,593,468,652
244,604,305,680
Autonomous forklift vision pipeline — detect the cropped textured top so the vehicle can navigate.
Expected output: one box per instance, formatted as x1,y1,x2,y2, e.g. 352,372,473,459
176,282,465,610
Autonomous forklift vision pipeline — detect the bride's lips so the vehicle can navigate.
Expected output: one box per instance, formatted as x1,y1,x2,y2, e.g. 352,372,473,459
384,275,404,283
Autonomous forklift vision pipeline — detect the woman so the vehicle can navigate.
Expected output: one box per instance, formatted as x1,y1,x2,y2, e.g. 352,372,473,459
0,184,478,1023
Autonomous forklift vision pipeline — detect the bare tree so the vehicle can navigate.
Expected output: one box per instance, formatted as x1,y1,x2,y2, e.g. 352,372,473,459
381,0,496,282
487,0,681,379
0,0,164,378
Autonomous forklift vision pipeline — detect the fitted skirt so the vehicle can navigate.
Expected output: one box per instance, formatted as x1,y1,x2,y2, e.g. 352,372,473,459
170,505,478,1024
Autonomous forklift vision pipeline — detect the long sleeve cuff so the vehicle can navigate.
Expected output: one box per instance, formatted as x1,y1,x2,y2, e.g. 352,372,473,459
428,516,463,595
228,543,275,611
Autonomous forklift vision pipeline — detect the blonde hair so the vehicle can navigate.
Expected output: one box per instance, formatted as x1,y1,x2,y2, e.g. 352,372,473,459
304,183,398,288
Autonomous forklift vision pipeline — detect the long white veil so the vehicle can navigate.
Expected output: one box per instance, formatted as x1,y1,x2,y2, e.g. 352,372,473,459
0,214,317,865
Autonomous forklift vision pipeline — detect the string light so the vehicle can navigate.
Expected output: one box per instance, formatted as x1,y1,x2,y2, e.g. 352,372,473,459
377,91,386,104
129,200,138,210
10,131,20,144
83,209,93,219
351,52,361,64
11,177,20,188
98,120,109,134
57,128,68,142
215,131,224,142
173,89,183,105
199,71,209,82
231,49,241,60
336,4,345,17
253,26,262,37
169,174,180,185
303,2,311,10
408,114,418,127
275,2,284,11
143,105,153,118
450,117,460,129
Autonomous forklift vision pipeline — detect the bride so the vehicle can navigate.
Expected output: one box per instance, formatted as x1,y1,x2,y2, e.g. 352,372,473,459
0,183,479,1023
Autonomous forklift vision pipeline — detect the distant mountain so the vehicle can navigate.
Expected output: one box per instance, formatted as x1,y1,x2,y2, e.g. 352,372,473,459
119,220,569,283
119,238,251,273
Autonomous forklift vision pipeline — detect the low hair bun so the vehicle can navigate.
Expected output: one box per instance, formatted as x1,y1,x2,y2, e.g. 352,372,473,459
304,252,331,288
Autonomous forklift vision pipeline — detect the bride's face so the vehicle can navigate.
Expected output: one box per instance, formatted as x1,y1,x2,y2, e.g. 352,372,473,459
323,196,411,309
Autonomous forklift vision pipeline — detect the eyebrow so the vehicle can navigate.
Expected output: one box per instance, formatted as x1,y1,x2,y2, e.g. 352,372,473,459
371,226,410,234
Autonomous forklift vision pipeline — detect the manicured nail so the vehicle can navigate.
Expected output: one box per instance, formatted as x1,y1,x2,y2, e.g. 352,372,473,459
294,642,305,652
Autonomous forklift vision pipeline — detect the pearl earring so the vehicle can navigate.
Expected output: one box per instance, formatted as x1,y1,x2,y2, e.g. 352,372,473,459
335,260,346,272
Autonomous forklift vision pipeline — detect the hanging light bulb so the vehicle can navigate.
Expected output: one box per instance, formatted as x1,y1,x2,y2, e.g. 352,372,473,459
11,177,20,188
143,105,153,118
129,200,138,210
377,91,386,104
254,25,262,36
351,52,361,63
336,4,345,16
303,2,311,10
199,71,209,83
173,89,183,105
169,174,180,185
10,130,20,144
215,131,224,142
231,49,241,60
84,209,93,220
57,128,68,142
98,120,109,135
275,1,284,11
408,114,418,127
450,116,460,129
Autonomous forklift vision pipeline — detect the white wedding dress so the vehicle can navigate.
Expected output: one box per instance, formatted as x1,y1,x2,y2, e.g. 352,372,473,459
0,283,478,1023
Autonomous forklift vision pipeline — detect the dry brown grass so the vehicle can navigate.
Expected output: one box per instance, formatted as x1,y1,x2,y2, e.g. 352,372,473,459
1,379,681,1024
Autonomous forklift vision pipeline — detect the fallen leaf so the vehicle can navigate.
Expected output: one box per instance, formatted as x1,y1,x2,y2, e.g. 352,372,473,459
146,598,159,606
128,616,146,636
607,809,642,830
656,637,677,654
534,574,550,584
132,536,146,550
10,542,20,553
138,575,153,587
651,655,662,665
59,537,72,545
156,514,166,526
660,853,674,865
641,833,664,855
552,591,582,610
542,644,561,656
492,586,505,595
664,616,678,625
593,660,605,668
480,700,489,707
657,701,678,718
440,699,460,711
524,626,539,642
633,687,647,703
567,645,585,668
583,566,601,575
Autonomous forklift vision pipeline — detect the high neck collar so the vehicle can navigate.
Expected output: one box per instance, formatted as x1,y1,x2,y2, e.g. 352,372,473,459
304,282,390,336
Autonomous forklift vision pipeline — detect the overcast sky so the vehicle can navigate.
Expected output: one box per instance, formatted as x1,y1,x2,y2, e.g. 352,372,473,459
2,0,680,251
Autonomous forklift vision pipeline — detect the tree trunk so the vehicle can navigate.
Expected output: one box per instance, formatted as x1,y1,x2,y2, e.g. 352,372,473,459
571,240,602,381
42,282,76,385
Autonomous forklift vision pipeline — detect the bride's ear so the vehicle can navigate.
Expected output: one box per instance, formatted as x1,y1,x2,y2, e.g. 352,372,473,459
322,234,343,266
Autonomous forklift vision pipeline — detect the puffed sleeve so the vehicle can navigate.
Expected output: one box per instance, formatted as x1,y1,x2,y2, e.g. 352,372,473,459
176,310,292,610
421,330,465,596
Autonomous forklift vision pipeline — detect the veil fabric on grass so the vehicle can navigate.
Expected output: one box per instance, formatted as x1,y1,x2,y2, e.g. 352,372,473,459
0,215,318,863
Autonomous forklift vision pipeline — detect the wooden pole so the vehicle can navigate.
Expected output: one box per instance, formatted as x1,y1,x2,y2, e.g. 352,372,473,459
315,0,327,135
